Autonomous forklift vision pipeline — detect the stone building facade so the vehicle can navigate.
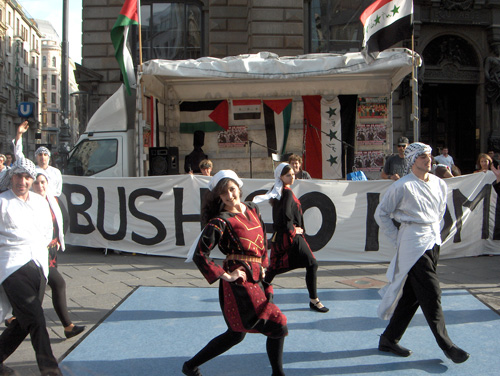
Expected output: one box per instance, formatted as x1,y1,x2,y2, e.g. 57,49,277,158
0,0,41,157
78,0,500,175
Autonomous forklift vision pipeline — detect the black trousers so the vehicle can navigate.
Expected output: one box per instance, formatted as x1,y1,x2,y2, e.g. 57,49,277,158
48,266,72,328
0,261,60,374
382,244,454,351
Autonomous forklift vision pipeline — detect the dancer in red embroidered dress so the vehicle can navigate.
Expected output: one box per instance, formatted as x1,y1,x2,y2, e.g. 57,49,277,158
254,163,328,313
183,170,288,376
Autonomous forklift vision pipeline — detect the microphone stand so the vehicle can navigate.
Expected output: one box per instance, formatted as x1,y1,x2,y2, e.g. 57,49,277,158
246,139,278,178
306,123,355,178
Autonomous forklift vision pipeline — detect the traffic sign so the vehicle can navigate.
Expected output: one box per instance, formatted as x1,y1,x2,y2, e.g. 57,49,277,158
18,102,34,118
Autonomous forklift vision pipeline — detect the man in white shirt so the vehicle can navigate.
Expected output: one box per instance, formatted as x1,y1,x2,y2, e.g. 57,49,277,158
434,147,454,170
374,142,469,364
0,158,62,376
13,121,63,197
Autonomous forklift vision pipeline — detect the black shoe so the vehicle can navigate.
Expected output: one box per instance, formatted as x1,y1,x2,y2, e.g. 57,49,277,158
64,325,86,339
0,363,16,376
41,370,62,376
309,301,329,313
182,362,202,376
378,335,412,357
443,345,469,363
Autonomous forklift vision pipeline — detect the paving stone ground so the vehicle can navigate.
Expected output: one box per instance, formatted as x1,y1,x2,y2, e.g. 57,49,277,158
5,246,500,375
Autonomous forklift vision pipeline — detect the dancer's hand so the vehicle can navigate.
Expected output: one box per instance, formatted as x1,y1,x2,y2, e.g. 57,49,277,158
222,267,247,283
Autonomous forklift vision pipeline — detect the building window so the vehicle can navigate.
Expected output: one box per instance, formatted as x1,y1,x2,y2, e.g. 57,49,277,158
42,55,46,67
52,56,56,67
51,74,56,87
139,0,203,61
307,0,370,54
51,92,56,104
51,113,56,125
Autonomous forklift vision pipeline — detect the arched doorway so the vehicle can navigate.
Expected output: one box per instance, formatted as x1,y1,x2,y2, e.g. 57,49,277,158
420,35,480,174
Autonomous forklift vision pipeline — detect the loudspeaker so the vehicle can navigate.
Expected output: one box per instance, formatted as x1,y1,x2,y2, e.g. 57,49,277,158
149,147,179,175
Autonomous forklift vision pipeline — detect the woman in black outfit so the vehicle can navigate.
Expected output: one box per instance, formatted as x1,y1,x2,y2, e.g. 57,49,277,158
254,163,328,313
183,170,288,376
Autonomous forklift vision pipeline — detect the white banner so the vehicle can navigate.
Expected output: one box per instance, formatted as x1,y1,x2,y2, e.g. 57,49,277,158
60,172,500,261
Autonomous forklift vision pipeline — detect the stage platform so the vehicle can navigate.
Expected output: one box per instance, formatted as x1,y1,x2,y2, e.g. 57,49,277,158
60,287,498,376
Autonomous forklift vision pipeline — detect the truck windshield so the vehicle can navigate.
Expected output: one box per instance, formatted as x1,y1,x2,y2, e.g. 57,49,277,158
66,139,118,176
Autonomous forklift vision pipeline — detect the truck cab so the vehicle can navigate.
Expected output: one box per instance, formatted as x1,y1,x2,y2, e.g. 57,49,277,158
65,130,135,177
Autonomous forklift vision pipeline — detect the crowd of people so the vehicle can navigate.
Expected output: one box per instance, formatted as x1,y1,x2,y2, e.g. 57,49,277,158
182,140,477,375
0,122,85,376
3,123,493,375
381,137,499,180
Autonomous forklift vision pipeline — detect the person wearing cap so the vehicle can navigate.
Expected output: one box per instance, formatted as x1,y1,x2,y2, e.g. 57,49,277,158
5,171,86,340
254,163,328,313
381,136,409,180
0,158,62,376
183,170,288,376
13,121,63,197
434,147,455,170
374,142,469,364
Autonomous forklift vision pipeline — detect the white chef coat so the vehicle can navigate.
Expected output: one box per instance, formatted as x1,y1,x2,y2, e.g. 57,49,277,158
375,172,447,320
0,190,53,320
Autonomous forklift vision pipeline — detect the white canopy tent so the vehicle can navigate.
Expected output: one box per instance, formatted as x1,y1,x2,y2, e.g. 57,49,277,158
139,49,419,101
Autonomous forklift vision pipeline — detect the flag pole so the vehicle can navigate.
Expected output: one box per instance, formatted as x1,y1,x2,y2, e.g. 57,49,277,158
411,13,419,142
137,0,143,69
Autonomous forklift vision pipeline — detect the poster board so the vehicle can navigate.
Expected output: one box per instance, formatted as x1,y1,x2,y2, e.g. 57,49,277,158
354,97,390,179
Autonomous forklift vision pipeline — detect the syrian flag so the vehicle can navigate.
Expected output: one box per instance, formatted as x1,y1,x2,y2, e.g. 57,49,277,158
179,100,229,133
232,99,262,120
303,95,343,179
263,99,292,157
111,0,139,94
360,0,413,63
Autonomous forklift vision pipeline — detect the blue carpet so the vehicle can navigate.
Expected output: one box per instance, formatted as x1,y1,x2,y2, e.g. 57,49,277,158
60,287,499,376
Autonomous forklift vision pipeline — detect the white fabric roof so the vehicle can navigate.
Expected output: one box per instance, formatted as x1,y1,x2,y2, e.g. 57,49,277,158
140,49,418,101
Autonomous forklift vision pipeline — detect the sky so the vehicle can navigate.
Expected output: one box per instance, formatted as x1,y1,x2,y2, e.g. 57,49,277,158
20,0,83,63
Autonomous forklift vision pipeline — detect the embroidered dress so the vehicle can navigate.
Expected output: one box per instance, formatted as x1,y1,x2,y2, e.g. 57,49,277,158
269,186,316,272
193,202,287,338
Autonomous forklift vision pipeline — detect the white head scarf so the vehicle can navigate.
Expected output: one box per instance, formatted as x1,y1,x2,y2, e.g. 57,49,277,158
208,170,243,191
0,157,37,191
186,170,243,263
35,146,51,157
405,142,432,174
253,162,290,204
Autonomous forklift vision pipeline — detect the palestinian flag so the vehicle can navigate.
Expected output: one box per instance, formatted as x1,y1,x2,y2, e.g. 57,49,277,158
111,0,138,94
302,95,342,179
360,0,413,63
263,99,292,157
232,99,262,120
179,100,229,133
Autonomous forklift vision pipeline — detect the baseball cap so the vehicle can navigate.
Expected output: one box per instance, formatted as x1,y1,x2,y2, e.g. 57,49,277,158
398,137,409,146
